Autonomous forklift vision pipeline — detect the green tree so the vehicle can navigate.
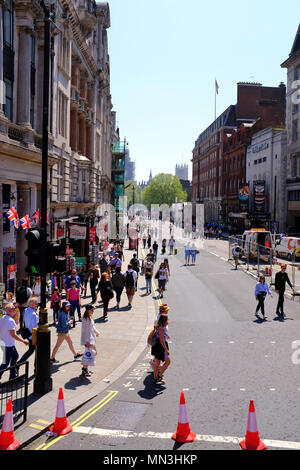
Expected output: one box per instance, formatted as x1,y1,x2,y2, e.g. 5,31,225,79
125,180,143,206
142,173,187,207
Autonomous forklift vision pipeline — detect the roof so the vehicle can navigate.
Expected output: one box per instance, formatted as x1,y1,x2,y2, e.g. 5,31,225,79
281,23,300,67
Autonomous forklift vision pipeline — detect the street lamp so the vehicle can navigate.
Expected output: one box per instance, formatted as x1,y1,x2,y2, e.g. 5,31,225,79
33,0,55,395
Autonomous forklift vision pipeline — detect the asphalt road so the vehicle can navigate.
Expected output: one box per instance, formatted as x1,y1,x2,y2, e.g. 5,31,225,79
25,241,300,452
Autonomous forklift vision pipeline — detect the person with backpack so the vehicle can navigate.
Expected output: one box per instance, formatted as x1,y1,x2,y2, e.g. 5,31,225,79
130,254,140,291
156,262,169,299
16,279,32,331
111,266,125,310
152,241,158,262
124,264,137,309
232,243,241,270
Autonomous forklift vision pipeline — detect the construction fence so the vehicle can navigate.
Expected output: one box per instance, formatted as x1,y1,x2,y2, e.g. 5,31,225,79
228,236,300,298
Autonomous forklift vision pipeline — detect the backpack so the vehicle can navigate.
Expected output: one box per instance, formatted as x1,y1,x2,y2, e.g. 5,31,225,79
147,327,158,346
131,258,140,273
125,271,135,287
16,286,29,305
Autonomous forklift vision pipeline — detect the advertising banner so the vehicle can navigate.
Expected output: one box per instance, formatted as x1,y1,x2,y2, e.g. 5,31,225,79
239,183,250,212
54,222,66,241
89,227,97,243
70,225,87,240
253,180,265,213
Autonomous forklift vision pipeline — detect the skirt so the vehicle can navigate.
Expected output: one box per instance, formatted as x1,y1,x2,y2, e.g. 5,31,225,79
151,340,169,362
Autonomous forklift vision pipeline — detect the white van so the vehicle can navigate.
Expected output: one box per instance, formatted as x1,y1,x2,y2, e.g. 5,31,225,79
242,230,273,260
275,237,300,260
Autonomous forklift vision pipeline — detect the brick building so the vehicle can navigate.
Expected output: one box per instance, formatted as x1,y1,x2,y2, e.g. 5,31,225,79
192,82,286,228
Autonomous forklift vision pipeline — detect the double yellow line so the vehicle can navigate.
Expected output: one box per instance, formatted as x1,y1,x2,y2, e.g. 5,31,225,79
35,390,118,450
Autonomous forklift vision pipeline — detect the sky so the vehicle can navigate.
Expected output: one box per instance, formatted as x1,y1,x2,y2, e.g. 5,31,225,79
107,0,299,183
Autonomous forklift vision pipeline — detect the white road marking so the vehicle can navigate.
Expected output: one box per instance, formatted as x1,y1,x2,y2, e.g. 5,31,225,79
72,426,300,449
211,388,218,391
210,252,220,257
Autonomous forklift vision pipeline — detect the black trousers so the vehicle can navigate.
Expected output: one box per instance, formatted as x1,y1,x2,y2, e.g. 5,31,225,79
18,340,36,363
256,293,266,316
90,281,98,302
276,291,285,316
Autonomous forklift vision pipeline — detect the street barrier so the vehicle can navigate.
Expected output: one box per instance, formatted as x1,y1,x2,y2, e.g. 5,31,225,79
240,400,266,451
171,392,196,443
0,361,29,428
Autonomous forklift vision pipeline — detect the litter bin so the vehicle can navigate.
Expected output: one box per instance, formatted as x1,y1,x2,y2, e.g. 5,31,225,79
129,237,137,250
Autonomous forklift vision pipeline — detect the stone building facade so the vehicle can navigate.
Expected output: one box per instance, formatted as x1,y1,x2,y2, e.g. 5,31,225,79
0,0,114,285
281,23,300,232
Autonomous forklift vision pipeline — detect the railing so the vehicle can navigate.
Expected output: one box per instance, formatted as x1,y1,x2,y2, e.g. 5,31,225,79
0,361,29,428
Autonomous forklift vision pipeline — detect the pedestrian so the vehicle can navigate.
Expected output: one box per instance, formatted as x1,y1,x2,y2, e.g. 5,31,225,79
130,253,140,290
80,304,100,377
88,263,100,304
79,265,89,297
0,304,29,381
97,272,114,320
111,266,125,310
184,242,191,265
50,287,61,325
147,233,151,249
16,278,32,331
124,264,138,309
116,244,125,262
109,252,122,274
99,252,109,274
163,258,170,279
156,262,169,299
147,249,155,264
232,243,241,270
150,314,170,384
50,301,82,363
275,264,294,319
67,280,82,326
168,236,175,255
254,274,273,321
64,269,83,292
190,243,197,265
142,233,147,249
162,238,167,255
144,255,154,294
152,241,158,262
32,276,41,305
17,297,39,366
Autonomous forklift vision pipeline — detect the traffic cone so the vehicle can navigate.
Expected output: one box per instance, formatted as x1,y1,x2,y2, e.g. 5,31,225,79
240,400,266,450
49,388,72,436
0,399,20,450
172,392,196,443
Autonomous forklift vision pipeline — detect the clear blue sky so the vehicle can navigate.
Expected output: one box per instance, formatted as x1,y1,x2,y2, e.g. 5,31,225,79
108,0,299,183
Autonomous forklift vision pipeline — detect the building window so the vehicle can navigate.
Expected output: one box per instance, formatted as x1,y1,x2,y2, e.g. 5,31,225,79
3,77,12,121
3,0,14,49
288,190,300,201
58,90,68,138
59,33,70,74
292,120,299,142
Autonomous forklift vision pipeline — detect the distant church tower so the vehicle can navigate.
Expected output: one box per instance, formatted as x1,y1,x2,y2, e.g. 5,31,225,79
148,169,153,183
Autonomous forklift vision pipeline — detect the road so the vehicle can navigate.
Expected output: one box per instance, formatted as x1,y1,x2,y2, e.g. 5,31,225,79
25,239,300,451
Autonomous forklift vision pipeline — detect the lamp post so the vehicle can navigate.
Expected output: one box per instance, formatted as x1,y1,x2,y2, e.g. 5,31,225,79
33,0,54,395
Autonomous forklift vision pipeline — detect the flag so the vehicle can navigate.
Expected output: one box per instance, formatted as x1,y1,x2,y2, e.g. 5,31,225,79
46,210,49,225
32,209,40,225
215,79,219,94
6,207,20,229
20,214,31,233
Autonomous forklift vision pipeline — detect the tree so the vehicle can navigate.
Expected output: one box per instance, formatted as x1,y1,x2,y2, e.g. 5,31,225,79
125,180,143,206
142,173,187,207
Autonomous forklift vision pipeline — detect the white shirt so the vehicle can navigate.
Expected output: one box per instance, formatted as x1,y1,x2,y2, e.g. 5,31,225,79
124,269,138,282
0,315,16,347
23,307,39,340
32,283,41,302
81,317,100,346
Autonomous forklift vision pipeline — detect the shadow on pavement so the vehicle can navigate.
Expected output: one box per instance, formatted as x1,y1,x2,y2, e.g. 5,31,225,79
137,373,165,400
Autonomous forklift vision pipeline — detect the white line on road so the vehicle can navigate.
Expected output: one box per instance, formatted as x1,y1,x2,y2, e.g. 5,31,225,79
72,426,300,450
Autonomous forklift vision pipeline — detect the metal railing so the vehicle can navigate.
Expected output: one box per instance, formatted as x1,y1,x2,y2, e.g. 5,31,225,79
0,361,29,428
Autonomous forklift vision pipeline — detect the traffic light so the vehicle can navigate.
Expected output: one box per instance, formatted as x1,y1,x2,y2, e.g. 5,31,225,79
47,242,66,273
25,228,45,276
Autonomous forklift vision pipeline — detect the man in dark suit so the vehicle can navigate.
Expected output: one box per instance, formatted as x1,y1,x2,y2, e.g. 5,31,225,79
275,264,294,319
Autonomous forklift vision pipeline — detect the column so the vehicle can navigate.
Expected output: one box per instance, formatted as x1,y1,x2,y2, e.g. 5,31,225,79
70,108,79,152
17,26,32,128
0,2,5,116
79,116,86,155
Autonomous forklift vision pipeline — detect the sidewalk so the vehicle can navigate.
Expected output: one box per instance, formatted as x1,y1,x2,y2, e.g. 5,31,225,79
5,240,156,447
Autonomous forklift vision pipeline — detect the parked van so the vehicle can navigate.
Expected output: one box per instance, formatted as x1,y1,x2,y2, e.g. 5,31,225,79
242,229,273,260
275,237,300,260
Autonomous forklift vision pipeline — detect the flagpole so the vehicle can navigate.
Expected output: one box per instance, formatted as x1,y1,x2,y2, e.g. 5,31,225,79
214,79,217,120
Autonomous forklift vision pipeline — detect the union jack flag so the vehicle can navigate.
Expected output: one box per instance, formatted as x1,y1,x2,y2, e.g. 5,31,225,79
20,214,31,233
32,209,40,225
6,207,20,229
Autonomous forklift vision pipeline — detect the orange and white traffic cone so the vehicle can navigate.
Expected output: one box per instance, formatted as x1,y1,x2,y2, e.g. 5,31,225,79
172,392,196,443
49,388,72,436
240,400,266,450
0,399,20,450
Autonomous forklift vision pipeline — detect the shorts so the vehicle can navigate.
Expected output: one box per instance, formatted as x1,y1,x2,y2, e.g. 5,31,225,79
158,279,166,291
126,286,135,296
57,333,70,338
233,255,239,260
